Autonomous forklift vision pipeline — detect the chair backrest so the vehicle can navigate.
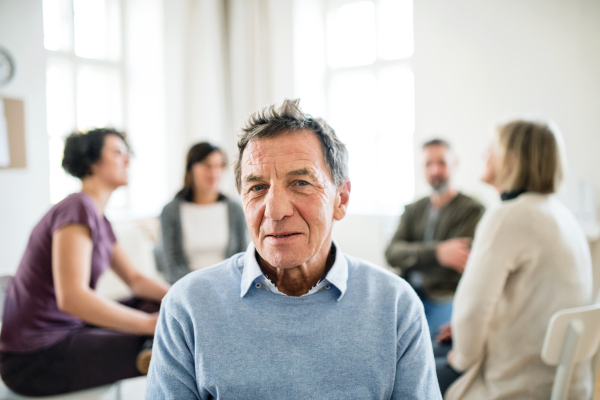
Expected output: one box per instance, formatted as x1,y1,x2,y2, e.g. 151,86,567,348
542,303,600,365
541,303,600,400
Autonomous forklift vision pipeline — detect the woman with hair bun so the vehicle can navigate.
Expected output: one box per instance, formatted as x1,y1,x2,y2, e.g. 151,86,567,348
436,120,593,399
159,142,249,284
0,128,170,396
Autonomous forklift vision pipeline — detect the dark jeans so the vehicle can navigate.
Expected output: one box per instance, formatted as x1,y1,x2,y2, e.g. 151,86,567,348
0,297,159,397
433,341,463,395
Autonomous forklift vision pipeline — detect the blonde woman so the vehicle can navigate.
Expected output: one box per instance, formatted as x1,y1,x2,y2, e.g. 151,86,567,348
438,120,593,399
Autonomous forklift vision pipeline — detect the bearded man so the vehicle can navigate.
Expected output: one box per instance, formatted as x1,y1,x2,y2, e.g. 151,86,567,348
385,139,484,339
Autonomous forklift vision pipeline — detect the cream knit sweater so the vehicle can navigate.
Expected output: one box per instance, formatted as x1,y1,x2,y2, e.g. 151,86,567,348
447,193,593,400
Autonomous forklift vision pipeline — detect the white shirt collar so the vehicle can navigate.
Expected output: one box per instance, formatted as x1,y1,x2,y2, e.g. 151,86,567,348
240,240,348,301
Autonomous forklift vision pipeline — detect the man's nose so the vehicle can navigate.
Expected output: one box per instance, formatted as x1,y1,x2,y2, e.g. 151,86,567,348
429,164,442,174
264,186,294,221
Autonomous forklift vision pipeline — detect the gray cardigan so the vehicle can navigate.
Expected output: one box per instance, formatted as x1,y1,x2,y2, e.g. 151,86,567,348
157,195,249,284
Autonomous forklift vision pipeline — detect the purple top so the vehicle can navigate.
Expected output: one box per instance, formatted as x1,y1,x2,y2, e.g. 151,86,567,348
0,193,116,353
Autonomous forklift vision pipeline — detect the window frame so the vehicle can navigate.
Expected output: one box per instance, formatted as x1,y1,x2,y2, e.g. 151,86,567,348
322,0,415,215
44,0,129,207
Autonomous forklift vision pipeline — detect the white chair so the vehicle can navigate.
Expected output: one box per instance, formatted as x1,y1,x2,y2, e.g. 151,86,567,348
541,303,600,400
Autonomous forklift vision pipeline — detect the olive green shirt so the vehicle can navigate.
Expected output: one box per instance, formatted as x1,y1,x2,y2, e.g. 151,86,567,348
385,193,484,302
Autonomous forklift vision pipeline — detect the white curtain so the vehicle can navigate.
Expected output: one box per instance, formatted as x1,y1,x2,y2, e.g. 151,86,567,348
228,0,274,129
163,0,294,195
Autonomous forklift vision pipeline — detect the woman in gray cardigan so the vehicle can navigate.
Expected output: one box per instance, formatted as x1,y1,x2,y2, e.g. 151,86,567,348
159,142,249,284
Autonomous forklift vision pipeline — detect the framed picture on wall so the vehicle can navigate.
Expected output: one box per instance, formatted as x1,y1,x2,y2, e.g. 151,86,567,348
0,97,26,169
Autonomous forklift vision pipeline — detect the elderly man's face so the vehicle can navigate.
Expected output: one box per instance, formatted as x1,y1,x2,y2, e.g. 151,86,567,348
241,130,349,269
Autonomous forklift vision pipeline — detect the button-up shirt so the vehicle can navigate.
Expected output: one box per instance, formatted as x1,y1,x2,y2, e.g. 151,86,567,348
240,241,348,300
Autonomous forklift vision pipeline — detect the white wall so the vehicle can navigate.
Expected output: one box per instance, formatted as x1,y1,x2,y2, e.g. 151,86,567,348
0,0,50,275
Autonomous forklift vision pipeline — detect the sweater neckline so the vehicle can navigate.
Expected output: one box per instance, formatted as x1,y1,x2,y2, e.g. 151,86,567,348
246,282,342,305
501,189,527,202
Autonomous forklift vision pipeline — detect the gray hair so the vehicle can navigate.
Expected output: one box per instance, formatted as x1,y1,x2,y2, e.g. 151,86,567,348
234,99,349,192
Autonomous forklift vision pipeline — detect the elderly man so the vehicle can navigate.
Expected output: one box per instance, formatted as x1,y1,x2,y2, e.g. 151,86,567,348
146,100,441,399
385,139,484,339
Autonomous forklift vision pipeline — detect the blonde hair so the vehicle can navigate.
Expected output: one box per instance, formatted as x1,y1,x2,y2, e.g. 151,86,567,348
494,119,565,194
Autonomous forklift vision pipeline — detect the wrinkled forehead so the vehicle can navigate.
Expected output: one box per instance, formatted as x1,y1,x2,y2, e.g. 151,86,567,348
241,132,329,176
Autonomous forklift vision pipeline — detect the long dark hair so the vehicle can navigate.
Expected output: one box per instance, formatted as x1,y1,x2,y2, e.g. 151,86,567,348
175,142,226,202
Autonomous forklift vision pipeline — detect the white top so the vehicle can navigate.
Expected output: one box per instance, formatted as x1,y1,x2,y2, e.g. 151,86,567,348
180,202,228,271
447,193,593,400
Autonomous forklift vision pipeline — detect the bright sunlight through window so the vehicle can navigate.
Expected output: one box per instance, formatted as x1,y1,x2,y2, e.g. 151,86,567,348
43,0,127,207
295,0,415,215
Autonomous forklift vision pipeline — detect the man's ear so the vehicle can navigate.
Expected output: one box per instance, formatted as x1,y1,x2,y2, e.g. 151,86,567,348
333,179,351,221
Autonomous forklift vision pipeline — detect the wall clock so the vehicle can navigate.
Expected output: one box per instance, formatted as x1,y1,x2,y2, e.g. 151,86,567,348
0,47,15,87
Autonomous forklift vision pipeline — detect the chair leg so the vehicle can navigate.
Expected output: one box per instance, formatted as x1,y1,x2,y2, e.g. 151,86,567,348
551,320,584,400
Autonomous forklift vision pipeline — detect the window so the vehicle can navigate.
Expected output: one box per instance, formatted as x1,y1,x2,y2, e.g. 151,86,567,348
43,0,127,208
294,0,414,215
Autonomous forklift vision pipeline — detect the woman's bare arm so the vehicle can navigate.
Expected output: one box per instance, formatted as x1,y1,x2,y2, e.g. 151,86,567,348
110,243,170,303
52,224,158,335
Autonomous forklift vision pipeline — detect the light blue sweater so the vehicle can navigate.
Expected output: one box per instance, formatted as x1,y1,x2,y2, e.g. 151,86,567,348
146,248,441,399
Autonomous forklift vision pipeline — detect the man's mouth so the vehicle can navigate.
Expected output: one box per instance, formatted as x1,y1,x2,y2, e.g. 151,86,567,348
268,233,299,238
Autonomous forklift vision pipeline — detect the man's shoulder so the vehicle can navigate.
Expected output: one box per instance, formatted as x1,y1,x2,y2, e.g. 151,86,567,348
344,254,424,324
403,196,431,213
345,255,417,299
164,254,243,306
346,254,400,279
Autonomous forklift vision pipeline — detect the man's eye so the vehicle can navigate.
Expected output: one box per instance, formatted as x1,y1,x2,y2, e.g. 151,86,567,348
251,185,266,192
296,180,309,187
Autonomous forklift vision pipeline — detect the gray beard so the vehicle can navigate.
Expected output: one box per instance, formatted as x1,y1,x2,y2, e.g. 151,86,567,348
431,180,450,194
